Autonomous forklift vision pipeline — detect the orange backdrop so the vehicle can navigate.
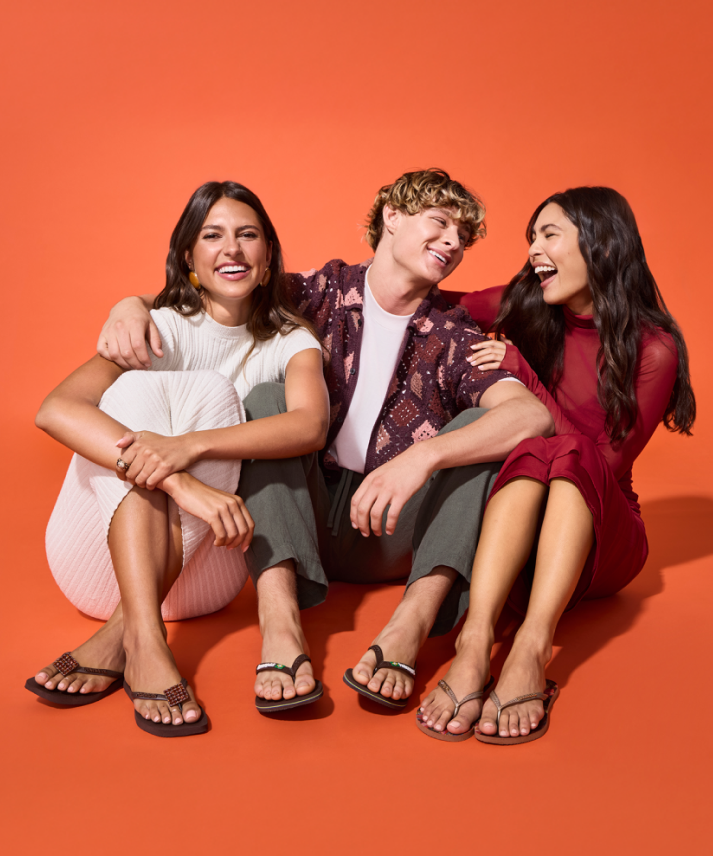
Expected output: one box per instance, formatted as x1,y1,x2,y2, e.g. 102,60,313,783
2,2,711,854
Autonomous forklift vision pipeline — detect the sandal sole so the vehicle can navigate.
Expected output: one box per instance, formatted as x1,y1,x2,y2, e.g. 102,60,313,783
343,669,408,710
255,680,323,713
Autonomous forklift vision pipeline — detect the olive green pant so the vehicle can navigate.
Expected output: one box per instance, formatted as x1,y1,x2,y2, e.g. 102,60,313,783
240,383,501,636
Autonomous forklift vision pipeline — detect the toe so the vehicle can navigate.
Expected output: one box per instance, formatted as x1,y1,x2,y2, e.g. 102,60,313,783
183,701,201,723
479,700,498,735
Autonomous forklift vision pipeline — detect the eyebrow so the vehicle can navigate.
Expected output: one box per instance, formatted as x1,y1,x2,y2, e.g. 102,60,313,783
200,223,261,231
531,223,562,239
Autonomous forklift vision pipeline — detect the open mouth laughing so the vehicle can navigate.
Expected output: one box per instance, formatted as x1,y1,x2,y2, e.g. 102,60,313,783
534,264,557,287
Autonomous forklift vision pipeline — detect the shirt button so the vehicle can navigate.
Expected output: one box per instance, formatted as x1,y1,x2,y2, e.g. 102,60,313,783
350,368,356,375
337,416,344,422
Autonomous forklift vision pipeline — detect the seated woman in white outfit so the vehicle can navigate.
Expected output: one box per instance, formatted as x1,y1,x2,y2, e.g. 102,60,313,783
26,181,329,737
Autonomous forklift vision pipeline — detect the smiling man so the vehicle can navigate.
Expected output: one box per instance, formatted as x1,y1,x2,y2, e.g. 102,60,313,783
97,169,553,711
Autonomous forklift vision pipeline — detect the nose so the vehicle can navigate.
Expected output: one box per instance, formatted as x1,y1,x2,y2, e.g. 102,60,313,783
442,222,461,248
223,234,244,257
529,237,543,262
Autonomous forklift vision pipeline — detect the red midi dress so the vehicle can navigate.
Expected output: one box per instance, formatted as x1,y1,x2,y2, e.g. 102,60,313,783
463,286,679,614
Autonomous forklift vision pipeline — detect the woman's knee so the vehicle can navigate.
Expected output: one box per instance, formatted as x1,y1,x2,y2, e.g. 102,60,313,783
243,382,287,420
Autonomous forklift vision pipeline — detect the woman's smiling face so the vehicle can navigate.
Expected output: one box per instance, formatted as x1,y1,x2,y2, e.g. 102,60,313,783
529,202,593,315
186,197,272,326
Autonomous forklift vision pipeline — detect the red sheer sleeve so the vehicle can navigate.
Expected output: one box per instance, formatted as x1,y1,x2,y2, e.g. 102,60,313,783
604,333,679,477
500,345,581,437
501,333,679,480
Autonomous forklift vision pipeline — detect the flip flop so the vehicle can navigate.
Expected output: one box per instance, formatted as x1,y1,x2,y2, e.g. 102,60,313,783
124,677,208,737
342,644,416,710
475,679,559,745
416,676,495,742
25,652,123,707
254,654,323,713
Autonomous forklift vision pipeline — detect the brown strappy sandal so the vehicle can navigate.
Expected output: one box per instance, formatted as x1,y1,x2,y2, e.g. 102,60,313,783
124,677,208,737
416,676,495,742
475,679,559,745
343,644,416,710
254,654,323,713
25,652,123,707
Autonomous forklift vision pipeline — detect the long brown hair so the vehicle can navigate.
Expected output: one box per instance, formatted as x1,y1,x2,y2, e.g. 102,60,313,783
494,187,695,441
155,180,315,346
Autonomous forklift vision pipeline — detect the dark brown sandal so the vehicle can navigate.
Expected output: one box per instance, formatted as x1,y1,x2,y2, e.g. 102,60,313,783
254,654,323,713
416,676,495,742
475,679,559,745
124,677,208,737
25,652,123,707
343,644,416,710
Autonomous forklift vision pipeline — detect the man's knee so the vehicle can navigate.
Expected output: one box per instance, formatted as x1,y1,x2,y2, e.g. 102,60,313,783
243,382,287,420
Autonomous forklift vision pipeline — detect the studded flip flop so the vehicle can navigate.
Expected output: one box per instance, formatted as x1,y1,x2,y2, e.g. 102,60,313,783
475,679,559,745
124,677,208,737
342,644,416,710
25,652,123,707
254,654,323,713
416,676,495,742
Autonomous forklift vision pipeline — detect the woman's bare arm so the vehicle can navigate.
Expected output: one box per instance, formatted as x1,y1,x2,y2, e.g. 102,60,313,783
114,348,330,489
35,355,129,469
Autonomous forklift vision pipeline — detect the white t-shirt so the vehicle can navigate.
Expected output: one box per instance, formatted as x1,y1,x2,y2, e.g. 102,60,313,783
329,273,412,473
149,307,321,401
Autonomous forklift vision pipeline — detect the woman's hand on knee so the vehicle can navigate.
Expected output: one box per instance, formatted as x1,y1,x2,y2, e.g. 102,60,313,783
116,431,198,488
163,473,254,552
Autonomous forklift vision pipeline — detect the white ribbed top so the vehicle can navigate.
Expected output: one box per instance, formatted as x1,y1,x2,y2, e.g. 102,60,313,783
149,307,321,399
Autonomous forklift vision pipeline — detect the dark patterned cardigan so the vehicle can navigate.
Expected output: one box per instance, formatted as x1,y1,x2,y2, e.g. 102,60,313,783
286,259,511,474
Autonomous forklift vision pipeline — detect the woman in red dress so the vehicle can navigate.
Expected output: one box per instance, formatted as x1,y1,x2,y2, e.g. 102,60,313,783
416,187,695,744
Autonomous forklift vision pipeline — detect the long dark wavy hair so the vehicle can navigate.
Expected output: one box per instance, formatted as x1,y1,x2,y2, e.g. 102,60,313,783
493,186,695,442
155,180,315,348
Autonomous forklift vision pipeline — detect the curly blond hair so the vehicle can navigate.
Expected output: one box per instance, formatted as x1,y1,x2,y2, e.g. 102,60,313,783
364,168,486,251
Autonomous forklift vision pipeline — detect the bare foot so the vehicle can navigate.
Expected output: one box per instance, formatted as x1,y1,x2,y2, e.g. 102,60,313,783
417,628,492,735
34,614,125,696
124,630,202,727
254,626,315,702
351,623,423,703
478,629,550,739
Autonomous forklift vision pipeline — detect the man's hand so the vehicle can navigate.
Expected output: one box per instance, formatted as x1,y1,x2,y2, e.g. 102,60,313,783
115,430,199,489
350,445,436,537
97,295,162,370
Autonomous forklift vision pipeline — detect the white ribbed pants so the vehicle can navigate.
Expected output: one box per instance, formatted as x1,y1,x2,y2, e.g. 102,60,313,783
46,370,249,621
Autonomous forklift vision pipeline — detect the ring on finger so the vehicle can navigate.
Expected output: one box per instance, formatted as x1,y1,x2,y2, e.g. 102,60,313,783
116,458,130,471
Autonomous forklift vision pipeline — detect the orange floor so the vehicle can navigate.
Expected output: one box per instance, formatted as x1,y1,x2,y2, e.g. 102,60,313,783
2,3,711,854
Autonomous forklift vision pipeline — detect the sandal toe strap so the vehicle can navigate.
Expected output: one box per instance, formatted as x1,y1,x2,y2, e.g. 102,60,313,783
128,677,190,708
256,654,312,680
438,678,490,718
491,689,549,730
369,645,416,679
53,652,122,679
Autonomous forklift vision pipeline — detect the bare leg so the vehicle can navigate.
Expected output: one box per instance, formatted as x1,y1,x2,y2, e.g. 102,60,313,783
418,477,546,732
108,486,202,726
254,561,316,701
478,478,593,737
350,567,457,702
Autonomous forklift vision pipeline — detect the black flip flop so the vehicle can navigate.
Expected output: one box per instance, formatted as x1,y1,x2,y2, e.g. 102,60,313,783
343,644,416,710
124,678,208,737
25,652,123,707
254,654,323,713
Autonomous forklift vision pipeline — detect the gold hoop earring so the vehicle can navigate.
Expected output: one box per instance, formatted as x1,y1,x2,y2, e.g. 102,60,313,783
189,270,201,289
261,269,272,288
